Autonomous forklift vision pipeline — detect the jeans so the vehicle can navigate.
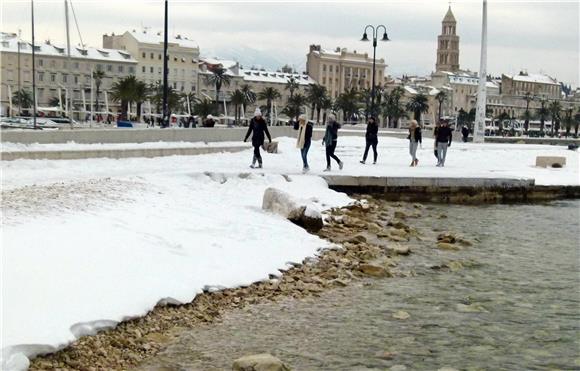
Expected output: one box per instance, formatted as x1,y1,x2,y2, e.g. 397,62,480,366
325,141,341,168
301,142,311,168
409,141,419,162
252,145,262,165
363,140,378,162
437,142,449,165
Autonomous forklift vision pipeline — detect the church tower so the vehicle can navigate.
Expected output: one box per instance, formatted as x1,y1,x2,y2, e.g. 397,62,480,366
436,6,460,72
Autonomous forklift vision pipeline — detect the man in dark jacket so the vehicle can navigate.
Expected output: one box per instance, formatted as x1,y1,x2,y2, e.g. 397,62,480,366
436,120,453,167
360,116,379,164
461,125,469,142
323,114,343,171
244,108,272,168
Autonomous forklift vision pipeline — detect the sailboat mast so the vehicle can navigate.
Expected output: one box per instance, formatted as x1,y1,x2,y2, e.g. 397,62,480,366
65,0,73,128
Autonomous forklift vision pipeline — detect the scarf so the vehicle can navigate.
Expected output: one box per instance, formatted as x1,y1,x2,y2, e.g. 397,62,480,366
296,121,307,149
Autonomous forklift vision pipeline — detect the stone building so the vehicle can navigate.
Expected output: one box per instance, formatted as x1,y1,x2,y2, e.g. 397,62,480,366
103,29,200,93
0,31,137,118
306,45,386,99
501,72,561,100
435,6,460,72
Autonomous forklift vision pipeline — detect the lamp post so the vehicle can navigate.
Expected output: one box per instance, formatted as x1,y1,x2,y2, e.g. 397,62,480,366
162,0,169,128
361,25,389,118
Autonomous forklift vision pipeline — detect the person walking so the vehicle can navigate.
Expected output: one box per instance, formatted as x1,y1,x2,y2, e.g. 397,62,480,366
360,116,379,164
322,114,343,171
244,108,272,169
461,124,469,142
436,120,453,167
408,119,422,167
433,121,441,163
295,114,313,173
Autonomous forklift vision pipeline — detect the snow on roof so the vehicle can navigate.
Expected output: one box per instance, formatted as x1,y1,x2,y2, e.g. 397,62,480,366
404,86,419,95
507,73,559,86
199,57,238,70
127,29,198,49
0,32,136,63
240,69,315,85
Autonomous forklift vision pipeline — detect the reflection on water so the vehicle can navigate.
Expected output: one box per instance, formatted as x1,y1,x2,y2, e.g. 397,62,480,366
142,201,580,370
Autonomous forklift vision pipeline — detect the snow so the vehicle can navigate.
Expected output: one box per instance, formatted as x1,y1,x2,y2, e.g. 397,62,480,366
1,141,249,153
1,135,579,369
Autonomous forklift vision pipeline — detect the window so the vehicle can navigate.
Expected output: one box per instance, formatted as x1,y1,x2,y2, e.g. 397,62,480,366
322,64,326,72
150,67,154,73
106,64,112,72
38,88,44,98
50,60,56,68
63,61,67,69
329,65,333,72
39,59,44,67
322,77,326,84
142,66,146,73
38,72,44,81
128,66,134,74
73,62,79,69
74,75,78,84
118,65,124,73
62,74,68,83
174,57,177,62
96,64,103,71
158,67,162,74
142,52,146,58
50,74,56,82
158,54,162,60
150,53,154,59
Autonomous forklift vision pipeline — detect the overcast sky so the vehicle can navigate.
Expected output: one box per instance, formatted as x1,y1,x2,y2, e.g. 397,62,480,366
2,0,578,86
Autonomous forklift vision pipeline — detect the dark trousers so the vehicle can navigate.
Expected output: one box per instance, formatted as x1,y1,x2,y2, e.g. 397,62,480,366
253,145,262,164
363,140,378,162
325,141,341,167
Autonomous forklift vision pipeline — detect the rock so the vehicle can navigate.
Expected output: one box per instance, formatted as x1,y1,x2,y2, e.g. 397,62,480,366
437,232,457,244
457,238,473,247
262,188,323,232
535,156,566,168
375,351,397,360
437,242,461,251
438,368,459,371
389,228,409,238
387,220,410,231
392,310,411,320
456,303,488,313
232,353,290,371
349,234,367,244
388,235,408,243
393,210,407,219
447,261,463,271
390,365,408,371
359,263,391,278
386,244,411,255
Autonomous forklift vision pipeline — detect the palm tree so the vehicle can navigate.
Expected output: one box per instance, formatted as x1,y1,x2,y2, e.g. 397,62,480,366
110,76,137,119
230,89,245,125
522,92,534,135
537,99,549,135
285,76,300,99
193,97,215,119
12,89,33,115
92,70,106,113
240,84,256,117
205,66,232,114
48,92,65,108
258,87,282,125
435,90,447,120
319,95,333,124
335,88,359,124
549,100,562,136
133,80,149,121
283,93,307,122
381,87,406,128
406,93,429,123
306,84,327,121
563,107,573,137
574,108,580,136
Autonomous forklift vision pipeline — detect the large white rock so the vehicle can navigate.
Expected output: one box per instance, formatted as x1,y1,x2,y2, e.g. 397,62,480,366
535,156,566,168
232,353,290,371
262,187,323,232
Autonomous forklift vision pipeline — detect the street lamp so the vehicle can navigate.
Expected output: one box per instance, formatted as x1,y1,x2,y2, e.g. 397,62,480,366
361,25,389,118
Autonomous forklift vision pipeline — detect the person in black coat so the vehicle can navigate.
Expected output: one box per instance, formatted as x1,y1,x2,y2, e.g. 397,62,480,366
461,125,470,142
360,116,379,164
436,120,453,167
322,114,343,171
244,108,272,168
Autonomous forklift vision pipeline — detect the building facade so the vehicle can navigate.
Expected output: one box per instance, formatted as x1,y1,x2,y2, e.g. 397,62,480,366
103,29,200,93
1,31,137,118
306,45,386,99
501,72,561,100
435,6,460,72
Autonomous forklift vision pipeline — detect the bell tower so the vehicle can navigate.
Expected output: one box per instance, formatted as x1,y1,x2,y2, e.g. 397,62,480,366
436,6,460,72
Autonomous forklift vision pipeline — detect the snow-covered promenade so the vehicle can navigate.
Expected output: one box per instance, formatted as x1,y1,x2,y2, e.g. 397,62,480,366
1,136,578,369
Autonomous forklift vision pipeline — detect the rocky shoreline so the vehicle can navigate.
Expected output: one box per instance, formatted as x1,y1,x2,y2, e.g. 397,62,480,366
29,195,472,370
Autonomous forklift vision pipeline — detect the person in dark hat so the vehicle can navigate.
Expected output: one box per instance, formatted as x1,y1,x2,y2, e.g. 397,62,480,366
244,108,271,168
360,116,379,164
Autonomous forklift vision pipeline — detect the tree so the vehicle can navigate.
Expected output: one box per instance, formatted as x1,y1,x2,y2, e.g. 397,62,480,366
240,84,256,117
110,76,137,119
563,107,574,137
12,89,33,115
150,81,181,117
381,87,406,128
192,97,215,119
306,84,327,121
574,108,580,136
406,93,429,123
48,92,65,108
230,89,245,125
435,90,447,120
335,88,359,124
549,100,562,136
285,76,300,99
133,80,149,121
283,93,307,122
204,66,232,114
92,70,106,114
537,99,549,135
257,87,282,125
319,95,333,124
522,92,534,135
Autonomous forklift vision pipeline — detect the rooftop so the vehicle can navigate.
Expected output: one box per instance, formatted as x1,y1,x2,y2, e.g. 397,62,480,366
443,6,457,23
505,72,559,86
240,69,315,85
124,29,199,49
1,32,136,63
